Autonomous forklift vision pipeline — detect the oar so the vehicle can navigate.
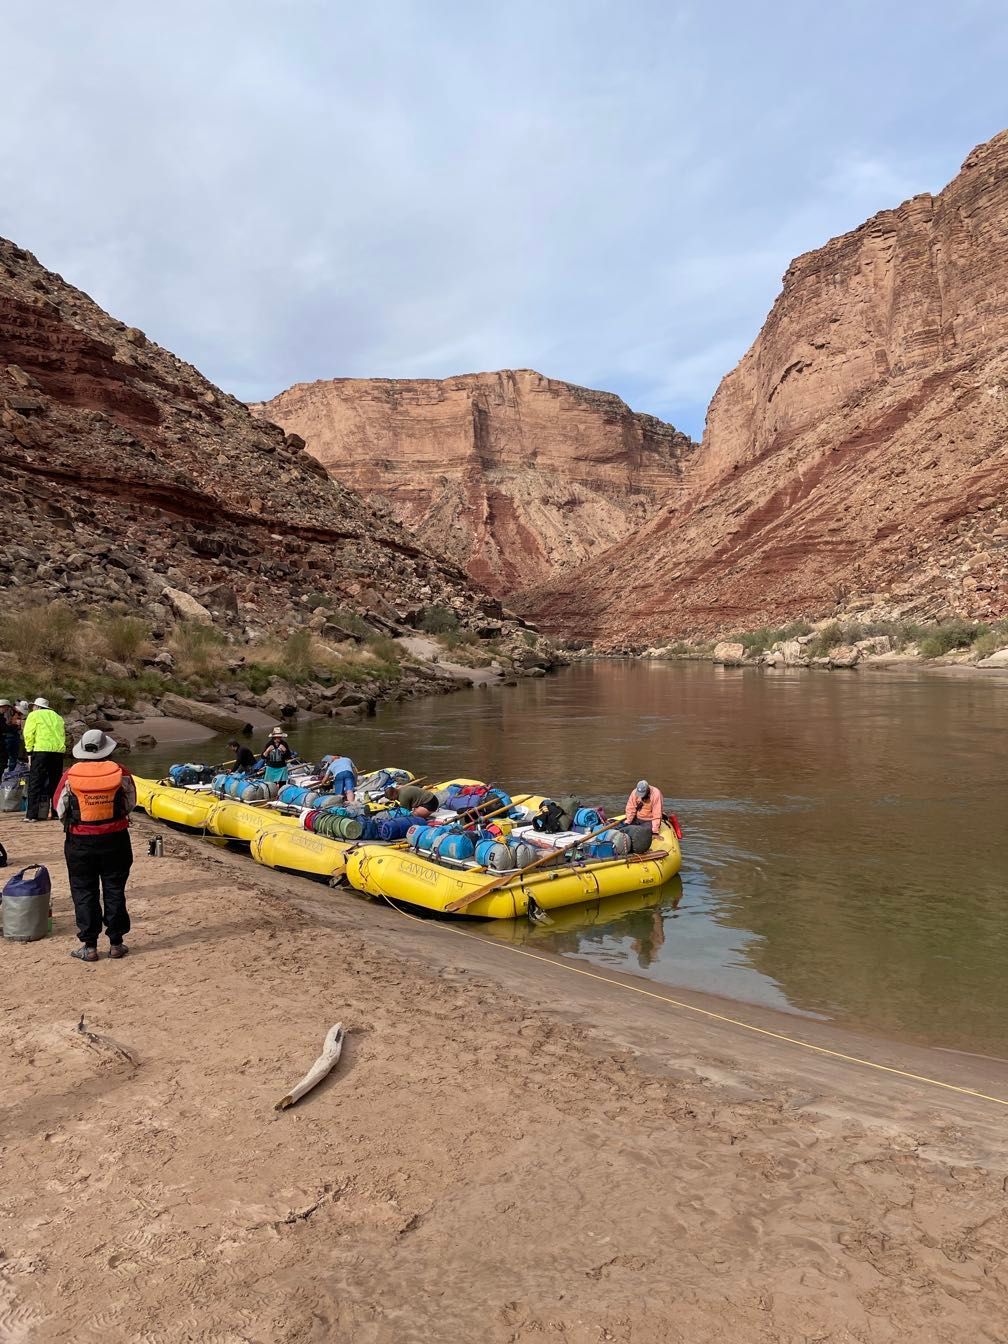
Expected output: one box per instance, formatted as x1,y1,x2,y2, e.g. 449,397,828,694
453,790,532,828
444,814,625,913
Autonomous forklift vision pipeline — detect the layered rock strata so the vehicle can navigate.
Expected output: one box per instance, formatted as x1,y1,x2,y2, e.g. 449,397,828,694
254,370,694,594
0,238,520,642
525,131,1008,646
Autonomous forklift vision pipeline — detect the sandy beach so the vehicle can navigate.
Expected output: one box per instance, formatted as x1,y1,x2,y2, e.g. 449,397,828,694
2,814,1007,1344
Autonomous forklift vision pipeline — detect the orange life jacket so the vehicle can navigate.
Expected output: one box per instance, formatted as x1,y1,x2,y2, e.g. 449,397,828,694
65,761,127,831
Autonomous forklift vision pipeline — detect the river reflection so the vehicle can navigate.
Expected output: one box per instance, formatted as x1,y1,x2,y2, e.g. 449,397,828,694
134,660,1008,1053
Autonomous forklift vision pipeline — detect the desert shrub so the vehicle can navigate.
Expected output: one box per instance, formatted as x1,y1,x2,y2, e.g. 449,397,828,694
364,636,402,664
972,632,1000,659
282,628,316,679
419,605,459,634
0,600,80,664
917,619,978,659
522,630,537,647
98,615,150,664
170,621,226,677
330,607,372,638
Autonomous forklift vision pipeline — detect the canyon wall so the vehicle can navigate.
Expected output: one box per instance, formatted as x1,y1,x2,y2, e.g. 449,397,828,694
254,370,694,594
525,131,1008,646
0,238,505,638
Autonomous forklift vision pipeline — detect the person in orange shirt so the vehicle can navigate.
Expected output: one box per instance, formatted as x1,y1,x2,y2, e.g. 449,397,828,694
625,779,664,836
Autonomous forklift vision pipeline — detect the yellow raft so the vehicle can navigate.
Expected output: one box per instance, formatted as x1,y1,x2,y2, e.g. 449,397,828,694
344,821,682,919
248,777,495,882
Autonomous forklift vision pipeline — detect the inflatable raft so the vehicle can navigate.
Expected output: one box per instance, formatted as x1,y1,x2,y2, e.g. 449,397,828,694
248,776,498,881
345,820,682,919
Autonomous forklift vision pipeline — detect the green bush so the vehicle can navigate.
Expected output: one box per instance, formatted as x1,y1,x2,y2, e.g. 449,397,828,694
521,630,537,647
283,628,316,679
917,619,979,659
170,621,226,677
972,632,1000,659
420,605,459,634
0,600,80,663
330,607,372,638
98,615,149,664
365,636,401,664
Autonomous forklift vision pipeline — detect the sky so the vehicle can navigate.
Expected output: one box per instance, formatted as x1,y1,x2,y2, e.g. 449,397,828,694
2,1,1006,438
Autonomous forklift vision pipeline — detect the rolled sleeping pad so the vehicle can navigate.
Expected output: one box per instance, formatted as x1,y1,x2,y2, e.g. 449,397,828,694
302,808,321,833
376,814,415,842
574,807,605,831
325,814,363,841
474,839,514,872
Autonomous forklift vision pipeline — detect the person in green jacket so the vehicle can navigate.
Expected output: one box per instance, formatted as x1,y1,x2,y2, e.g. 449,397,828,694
22,697,66,822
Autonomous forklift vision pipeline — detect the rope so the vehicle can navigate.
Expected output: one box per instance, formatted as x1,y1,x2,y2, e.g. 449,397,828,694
376,895,1008,1110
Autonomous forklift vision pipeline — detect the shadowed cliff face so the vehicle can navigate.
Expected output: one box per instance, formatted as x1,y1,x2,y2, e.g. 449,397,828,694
0,239,497,631
253,370,695,595
524,131,1008,647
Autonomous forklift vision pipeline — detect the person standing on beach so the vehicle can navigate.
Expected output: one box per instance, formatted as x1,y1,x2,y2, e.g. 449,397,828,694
0,700,21,771
22,697,66,822
55,729,136,963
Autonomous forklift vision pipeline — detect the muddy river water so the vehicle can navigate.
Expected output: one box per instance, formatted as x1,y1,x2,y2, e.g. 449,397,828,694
136,659,1008,1055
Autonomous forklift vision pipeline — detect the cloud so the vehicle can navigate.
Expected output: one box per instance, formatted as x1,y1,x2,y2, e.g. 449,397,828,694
1,0,1005,438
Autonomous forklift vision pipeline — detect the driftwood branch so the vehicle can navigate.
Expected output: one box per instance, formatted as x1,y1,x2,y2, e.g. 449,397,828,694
274,1022,345,1111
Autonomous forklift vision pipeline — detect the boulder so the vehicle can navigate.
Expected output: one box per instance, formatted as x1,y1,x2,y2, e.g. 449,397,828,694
103,660,130,680
977,647,1008,668
713,641,746,665
829,645,860,668
854,636,892,656
134,734,158,748
199,582,239,615
162,587,213,624
779,640,809,667
284,432,306,452
158,692,252,734
153,649,175,670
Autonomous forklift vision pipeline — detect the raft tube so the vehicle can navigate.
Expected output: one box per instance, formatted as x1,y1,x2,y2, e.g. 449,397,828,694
345,821,682,919
135,779,218,830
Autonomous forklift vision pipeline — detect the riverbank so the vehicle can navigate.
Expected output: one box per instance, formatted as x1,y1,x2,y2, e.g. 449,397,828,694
3,814,1008,1343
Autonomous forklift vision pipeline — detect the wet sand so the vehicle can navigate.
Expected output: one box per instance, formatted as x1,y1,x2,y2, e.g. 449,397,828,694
2,814,1007,1343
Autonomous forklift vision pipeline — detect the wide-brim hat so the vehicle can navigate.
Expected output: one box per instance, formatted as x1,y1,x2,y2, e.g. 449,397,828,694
33,697,50,709
73,729,118,761
270,727,286,738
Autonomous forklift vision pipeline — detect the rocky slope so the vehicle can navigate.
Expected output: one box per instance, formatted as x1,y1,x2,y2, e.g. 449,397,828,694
0,237,529,648
253,370,694,594
525,131,1008,647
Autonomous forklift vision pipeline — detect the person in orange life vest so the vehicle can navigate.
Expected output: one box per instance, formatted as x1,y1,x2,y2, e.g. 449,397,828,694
54,729,137,964
625,779,665,835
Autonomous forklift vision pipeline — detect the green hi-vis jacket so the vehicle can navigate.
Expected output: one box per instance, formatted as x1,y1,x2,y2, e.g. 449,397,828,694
22,707,66,754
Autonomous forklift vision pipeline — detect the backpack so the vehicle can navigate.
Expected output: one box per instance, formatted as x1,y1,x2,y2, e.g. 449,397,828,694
63,761,127,830
533,800,569,834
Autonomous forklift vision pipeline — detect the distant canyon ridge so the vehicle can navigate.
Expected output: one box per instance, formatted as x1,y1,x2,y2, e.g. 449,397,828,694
258,129,1008,647
253,370,694,595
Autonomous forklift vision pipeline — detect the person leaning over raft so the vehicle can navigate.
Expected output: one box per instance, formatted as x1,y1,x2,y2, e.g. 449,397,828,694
259,727,296,784
228,739,257,774
625,779,664,836
22,697,66,822
322,753,357,801
386,782,439,818
54,729,136,963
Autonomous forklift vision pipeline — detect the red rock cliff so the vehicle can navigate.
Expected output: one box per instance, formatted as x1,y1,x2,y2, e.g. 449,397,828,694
525,131,1008,646
0,238,499,634
253,370,694,594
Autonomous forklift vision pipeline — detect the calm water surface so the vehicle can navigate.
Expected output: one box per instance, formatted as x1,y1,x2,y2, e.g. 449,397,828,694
137,661,1008,1054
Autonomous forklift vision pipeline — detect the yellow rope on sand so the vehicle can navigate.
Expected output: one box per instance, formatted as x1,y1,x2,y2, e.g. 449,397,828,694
377,896,1008,1109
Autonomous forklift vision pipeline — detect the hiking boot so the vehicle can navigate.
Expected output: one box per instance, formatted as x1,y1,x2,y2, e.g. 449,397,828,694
70,946,99,963
109,943,129,960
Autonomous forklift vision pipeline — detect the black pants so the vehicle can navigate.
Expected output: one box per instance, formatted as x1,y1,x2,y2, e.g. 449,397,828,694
65,830,133,946
27,751,64,819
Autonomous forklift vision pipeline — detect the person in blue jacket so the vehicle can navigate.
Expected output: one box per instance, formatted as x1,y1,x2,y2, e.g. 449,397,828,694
322,753,357,801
